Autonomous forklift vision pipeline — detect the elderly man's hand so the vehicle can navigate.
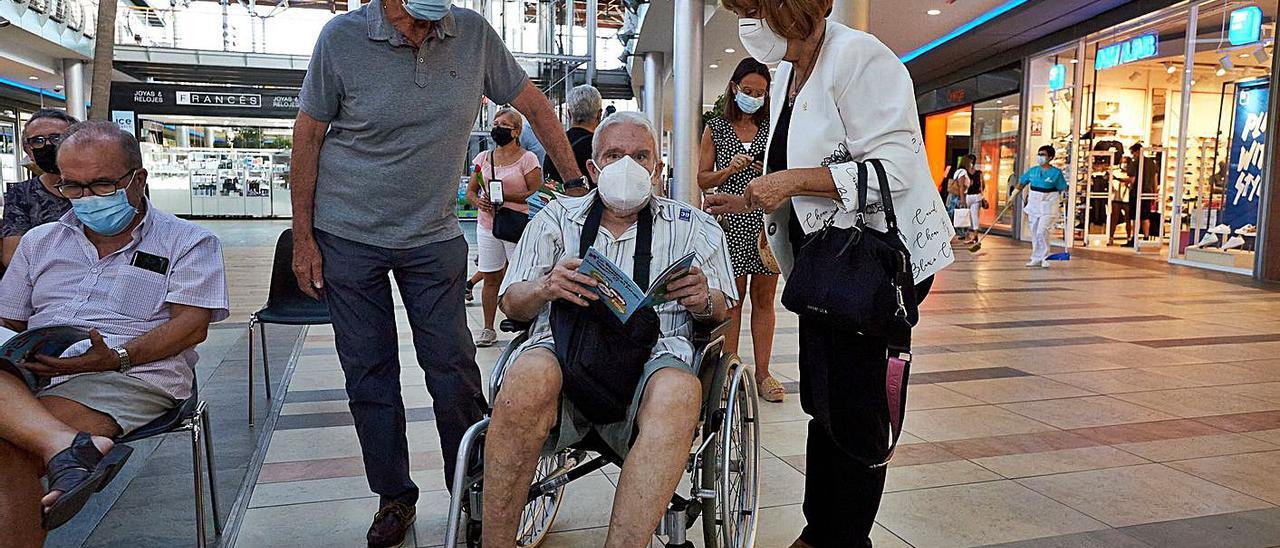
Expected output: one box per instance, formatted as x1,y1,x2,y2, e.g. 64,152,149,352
293,234,325,299
539,258,599,307
665,266,712,315
24,330,118,376
703,193,751,216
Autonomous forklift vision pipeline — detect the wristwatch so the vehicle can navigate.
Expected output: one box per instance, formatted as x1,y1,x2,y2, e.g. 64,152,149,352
691,293,715,320
113,347,132,373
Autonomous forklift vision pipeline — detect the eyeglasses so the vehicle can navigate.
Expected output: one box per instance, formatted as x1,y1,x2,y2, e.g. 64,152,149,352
55,169,136,199
24,134,62,148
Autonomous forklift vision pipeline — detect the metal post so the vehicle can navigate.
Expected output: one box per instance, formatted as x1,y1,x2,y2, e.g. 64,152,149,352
671,0,702,206
643,51,666,154
829,0,869,31
1067,39,1087,249
586,0,598,84
177,125,191,147
220,0,229,51
1170,4,1198,265
565,0,575,56
61,59,86,120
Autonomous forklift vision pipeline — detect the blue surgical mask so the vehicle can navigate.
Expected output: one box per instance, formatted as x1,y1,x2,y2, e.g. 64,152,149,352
71,174,139,236
735,91,765,114
403,0,451,21
1037,155,1049,166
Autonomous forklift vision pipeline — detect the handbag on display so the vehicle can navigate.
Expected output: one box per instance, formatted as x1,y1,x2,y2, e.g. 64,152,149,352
488,149,531,243
781,159,919,337
952,207,973,229
550,198,660,424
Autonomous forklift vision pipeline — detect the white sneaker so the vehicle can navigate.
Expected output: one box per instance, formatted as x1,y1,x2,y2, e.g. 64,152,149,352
1040,260,1051,268
1208,224,1232,235
1237,224,1258,237
476,328,497,347
1026,260,1042,267
1192,233,1218,249
1222,235,1246,250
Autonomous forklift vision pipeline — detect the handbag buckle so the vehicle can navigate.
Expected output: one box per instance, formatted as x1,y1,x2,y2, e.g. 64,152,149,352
894,285,908,320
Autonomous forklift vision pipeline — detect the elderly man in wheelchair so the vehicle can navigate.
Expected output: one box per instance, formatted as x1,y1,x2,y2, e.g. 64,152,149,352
444,112,761,548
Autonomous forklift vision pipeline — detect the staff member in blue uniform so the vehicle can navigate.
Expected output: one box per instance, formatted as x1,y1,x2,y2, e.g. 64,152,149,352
1018,145,1069,267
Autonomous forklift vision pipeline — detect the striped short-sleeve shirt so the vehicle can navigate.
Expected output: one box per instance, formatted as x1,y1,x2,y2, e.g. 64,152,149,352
500,191,738,365
0,203,229,400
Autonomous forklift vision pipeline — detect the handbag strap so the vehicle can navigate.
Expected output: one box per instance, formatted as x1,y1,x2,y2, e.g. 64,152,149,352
578,197,654,291
867,159,899,232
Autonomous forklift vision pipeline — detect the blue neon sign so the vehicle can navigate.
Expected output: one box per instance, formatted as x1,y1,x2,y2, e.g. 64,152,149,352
1229,6,1263,46
1048,64,1067,91
1094,33,1159,71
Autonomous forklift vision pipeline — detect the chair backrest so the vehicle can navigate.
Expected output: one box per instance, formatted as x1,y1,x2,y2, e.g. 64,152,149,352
265,229,306,311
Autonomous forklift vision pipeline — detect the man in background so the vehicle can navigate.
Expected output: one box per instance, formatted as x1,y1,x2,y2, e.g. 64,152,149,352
544,84,603,188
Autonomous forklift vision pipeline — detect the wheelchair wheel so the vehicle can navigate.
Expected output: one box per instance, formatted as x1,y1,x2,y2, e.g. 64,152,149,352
700,356,761,547
515,451,570,547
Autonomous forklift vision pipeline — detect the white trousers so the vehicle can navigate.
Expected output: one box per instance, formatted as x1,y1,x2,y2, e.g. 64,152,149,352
1026,190,1060,263
965,194,983,231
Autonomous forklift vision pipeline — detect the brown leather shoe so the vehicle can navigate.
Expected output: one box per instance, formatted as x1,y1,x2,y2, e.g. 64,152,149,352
367,500,415,548
788,538,816,548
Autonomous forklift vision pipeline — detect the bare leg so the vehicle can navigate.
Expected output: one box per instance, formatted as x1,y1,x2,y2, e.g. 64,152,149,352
481,349,561,548
749,274,779,383
0,439,43,548
480,266,506,331
724,276,748,357
606,368,701,548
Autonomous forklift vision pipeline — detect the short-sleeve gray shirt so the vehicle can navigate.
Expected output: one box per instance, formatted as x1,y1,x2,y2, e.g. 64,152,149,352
299,2,528,249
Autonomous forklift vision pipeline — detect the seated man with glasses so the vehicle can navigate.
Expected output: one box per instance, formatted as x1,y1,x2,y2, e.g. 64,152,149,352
0,121,228,544
2,109,78,269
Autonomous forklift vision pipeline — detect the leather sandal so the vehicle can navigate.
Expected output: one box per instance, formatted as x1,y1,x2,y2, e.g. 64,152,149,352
42,432,133,530
757,375,786,403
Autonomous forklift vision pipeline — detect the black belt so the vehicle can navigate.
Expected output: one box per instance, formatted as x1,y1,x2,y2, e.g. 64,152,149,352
1030,187,1058,193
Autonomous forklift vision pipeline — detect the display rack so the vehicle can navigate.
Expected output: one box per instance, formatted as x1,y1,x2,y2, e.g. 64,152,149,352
142,145,291,218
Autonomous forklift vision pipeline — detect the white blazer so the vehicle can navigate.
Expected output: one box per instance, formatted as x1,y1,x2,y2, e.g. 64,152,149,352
763,21,955,284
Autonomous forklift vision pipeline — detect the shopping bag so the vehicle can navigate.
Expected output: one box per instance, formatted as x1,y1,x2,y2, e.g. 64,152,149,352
953,207,973,229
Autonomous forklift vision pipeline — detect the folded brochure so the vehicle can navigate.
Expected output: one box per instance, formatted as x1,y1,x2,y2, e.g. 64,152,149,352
578,247,697,322
0,325,92,390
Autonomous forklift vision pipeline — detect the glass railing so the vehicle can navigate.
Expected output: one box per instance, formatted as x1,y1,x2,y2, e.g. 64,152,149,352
10,0,98,36
114,3,332,56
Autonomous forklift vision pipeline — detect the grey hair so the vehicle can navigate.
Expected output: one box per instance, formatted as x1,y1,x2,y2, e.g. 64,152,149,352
59,120,144,170
494,106,522,129
566,85,603,125
591,111,659,162
25,108,78,130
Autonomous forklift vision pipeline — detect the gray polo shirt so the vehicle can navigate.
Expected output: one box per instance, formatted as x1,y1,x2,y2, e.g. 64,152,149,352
299,2,528,249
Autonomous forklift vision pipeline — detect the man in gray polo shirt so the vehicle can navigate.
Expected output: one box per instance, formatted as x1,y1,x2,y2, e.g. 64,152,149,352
291,0,586,545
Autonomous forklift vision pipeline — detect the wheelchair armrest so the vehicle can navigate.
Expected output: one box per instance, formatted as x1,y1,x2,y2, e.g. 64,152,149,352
691,319,732,347
499,319,533,333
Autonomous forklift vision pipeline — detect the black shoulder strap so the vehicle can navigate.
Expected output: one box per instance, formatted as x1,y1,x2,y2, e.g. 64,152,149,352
868,159,899,231
855,162,870,227
634,206,654,291
577,197,654,292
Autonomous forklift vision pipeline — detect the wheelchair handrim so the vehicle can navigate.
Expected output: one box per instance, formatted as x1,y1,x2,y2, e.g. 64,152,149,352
718,361,761,547
516,452,569,547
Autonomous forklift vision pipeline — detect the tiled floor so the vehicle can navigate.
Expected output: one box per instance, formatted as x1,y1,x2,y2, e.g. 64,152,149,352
231,232,1280,547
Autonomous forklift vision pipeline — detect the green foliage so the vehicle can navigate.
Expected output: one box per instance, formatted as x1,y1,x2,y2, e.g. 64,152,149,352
702,93,726,129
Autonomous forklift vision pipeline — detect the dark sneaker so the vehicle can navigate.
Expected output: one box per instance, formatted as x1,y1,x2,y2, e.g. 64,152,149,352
367,500,415,548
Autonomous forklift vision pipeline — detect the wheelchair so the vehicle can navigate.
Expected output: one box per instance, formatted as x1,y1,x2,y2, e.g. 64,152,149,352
443,318,762,548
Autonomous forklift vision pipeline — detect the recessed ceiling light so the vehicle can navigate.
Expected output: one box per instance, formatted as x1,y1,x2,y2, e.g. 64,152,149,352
709,64,719,69
1070,59,1079,63
996,100,1003,104
54,85,64,90
1241,53,1251,58
724,48,736,53
926,9,941,15
27,76,38,80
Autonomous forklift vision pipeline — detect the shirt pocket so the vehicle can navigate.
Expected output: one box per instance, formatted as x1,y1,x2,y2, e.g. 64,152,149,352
110,267,169,320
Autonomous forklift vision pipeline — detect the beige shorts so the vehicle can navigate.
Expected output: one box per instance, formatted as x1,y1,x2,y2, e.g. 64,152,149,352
37,372,176,436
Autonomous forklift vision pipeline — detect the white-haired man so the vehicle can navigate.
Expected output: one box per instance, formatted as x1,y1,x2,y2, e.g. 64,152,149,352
483,112,737,547
545,84,603,187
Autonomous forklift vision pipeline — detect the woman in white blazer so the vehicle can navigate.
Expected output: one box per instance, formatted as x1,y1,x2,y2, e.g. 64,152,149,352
706,0,954,545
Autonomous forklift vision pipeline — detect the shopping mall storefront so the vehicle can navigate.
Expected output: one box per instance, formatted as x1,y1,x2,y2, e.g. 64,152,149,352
920,0,1280,278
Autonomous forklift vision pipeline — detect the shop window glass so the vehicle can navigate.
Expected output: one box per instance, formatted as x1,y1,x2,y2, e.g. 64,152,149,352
1024,47,1079,245
1169,1,1275,273
972,94,1020,229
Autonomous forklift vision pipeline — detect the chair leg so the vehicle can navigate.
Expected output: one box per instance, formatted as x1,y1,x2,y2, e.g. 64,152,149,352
201,404,223,536
191,418,208,548
248,316,256,428
260,322,273,401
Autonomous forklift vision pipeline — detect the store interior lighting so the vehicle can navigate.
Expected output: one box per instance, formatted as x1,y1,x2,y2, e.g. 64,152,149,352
1165,62,1177,74
1254,46,1271,64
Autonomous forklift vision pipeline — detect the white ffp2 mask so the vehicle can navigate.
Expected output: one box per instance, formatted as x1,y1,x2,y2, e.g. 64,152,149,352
593,156,654,215
738,18,788,65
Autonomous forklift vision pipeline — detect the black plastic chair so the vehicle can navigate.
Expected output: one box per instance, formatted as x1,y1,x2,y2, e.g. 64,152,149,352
116,386,221,547
247,229,331,426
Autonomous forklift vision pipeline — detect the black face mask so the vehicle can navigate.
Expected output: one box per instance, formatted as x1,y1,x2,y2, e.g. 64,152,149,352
490,126,515,147
31,145,59,175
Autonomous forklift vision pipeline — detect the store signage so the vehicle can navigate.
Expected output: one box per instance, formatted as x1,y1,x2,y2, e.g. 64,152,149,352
111,111,136,136
1094,33,1158,71
110,82,299,118
1048,64,1067,91
1224,79,1269,230
175,91,262,108
1228,6,1263,46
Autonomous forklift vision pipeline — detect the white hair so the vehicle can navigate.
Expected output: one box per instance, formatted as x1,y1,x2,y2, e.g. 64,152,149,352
591,111,659,162
566,85,603,125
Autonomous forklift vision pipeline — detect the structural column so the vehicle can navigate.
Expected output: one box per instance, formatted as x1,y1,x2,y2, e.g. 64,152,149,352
642,51,666,155
61,59,86,120
829,0,868,30
670,0,702,206
585,0,598,84
177,126,191,147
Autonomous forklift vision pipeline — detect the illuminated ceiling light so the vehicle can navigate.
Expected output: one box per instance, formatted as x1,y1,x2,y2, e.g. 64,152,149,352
724,48,736,53
996,100,1003,104
1164,62,1177,74
1070,59,1079,64
926,9,941,15
709,63,719,69
27,76,38,80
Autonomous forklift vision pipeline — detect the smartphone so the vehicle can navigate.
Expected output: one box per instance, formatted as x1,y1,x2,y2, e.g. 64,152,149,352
488,181,504,206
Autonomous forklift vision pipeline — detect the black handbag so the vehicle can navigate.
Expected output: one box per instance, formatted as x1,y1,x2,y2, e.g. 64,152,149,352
781,159,918,337
488,148,530,243
550,198,660,424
